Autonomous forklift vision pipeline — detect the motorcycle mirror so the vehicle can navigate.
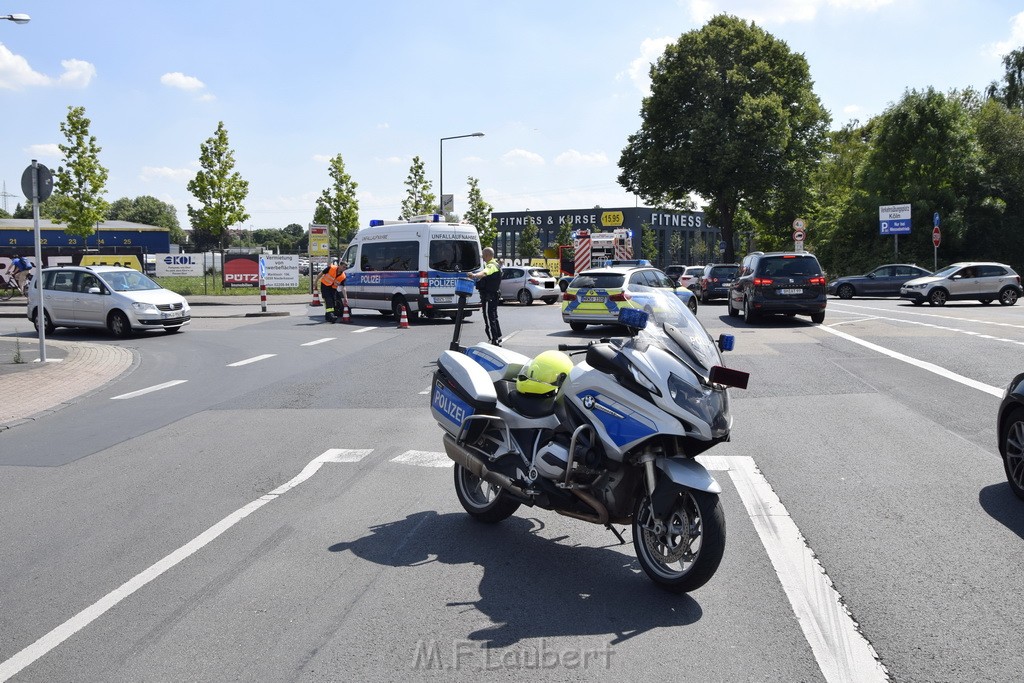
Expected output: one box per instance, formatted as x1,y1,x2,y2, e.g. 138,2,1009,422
717,334,735,352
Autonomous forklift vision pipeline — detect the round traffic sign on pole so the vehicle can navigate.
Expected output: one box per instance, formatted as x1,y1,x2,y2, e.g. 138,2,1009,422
792,229,806,242
792,218,805,230
21,162,53,201
932,227,941,248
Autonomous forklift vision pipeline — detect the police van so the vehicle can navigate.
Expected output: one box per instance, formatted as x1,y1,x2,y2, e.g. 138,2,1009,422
340,214,482,321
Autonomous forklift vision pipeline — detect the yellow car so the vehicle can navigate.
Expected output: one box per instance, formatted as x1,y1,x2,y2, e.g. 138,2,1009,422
561,266,697,332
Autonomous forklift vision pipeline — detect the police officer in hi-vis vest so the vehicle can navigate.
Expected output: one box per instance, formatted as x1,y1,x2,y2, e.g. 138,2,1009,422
469,247,503,345
318,260,347,323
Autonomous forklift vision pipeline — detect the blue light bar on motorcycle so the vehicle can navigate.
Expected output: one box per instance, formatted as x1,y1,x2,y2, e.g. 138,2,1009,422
618,307,648,330
455,277,475,297
718,334,735,352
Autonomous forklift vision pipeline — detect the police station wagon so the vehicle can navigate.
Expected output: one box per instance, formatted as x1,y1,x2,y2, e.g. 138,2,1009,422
561,265,697,332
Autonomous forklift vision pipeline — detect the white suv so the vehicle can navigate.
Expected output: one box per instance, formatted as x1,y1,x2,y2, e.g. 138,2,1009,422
499,266,559,305
900,262,1021,306
27,265,191,337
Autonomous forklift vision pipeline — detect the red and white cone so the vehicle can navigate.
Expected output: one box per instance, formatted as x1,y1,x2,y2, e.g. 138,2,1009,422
398,305,410,329
310,288,322,307
341,302,351,323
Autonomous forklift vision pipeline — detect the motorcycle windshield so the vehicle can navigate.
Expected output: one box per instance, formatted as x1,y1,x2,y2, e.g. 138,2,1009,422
628,286,722,377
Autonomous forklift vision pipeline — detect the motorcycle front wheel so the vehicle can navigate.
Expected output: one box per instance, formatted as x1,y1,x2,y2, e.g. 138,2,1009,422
453,463,521,523
633,488,725,593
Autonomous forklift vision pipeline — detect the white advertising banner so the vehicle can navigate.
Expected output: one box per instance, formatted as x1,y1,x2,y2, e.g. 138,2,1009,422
262,254,299,287
155,253,203,277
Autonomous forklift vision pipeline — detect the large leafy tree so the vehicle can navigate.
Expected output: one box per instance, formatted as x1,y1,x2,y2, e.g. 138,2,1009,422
618,14,830,263
973,98,1024,272
987,47,1024,110
187,121,250,251
314,153,360,255
517,217,541,259
399,156,436,219
53,105,110,240
107,195,185,244
463,176,498,248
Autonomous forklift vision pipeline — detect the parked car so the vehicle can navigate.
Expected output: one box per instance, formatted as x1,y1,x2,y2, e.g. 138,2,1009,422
678,265,705,291
561,265,696,332
827,264,932,299
998,372,1024,500
27,265,191,337
664,264,687,282
899,262,1021,306
697,263,740,303
499,266,559,305
727,251,827,324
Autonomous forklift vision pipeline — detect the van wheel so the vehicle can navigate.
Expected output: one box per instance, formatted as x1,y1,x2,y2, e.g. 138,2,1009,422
109,310,133,338
517,290,533,306
33,308,55,335
392,297,418,322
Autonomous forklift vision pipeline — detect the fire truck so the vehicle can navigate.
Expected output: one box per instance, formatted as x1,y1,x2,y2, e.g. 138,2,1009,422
559,228,633,277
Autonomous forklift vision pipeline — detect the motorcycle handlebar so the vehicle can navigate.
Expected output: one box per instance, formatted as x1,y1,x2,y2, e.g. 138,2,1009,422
557,344,589,352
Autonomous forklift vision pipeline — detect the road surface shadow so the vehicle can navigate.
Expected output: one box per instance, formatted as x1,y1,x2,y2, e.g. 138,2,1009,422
979,483,1024,540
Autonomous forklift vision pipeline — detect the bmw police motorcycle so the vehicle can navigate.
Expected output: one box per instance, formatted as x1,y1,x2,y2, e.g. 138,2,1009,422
430,282,749,593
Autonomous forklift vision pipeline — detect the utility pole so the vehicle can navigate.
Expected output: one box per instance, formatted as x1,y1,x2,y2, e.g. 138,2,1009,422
1,181,17,213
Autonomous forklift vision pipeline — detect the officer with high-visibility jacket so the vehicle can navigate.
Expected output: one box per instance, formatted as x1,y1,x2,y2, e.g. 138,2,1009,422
469,246,503,345
319,260,347,323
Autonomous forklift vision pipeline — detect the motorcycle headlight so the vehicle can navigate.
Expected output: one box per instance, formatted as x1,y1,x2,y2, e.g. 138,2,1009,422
668,373,731,439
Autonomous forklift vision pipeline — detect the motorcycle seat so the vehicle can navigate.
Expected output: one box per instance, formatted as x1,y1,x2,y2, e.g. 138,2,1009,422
495,380,558,418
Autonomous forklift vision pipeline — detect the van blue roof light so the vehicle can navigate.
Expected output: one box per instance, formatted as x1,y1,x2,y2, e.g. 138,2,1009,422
369,219,384,227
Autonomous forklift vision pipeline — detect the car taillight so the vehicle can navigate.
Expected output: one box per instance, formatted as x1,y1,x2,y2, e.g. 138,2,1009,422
753,278,773,286
809,276,826,286
563,292,576,301
419,271,429,296
528,278,540,285
609,292,630,302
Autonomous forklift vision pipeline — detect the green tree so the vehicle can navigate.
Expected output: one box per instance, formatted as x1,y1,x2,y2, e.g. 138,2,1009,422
618,14,830,264
463,176,498,248
186,121,250,252
987,46,1024,110
314,153,360,256
640,224,658,261
668,232,684,263
107,195,185,244
53,105,110,240
973,98,1024,272
517,217,541,259
399,156,436,219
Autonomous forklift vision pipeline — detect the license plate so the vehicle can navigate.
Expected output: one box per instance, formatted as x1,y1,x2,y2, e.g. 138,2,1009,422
162,311,178,319
779,288,802,295
581,296,604,303
433,295,452,303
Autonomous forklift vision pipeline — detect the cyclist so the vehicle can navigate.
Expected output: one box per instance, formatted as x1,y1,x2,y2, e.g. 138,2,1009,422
8,254,32,294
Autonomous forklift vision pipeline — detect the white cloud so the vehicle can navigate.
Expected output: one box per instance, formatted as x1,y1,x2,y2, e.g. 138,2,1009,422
687,0,893,25
985,11,1024,58
312,154,333,163
501,149,545,166
626,36,672,94
139,166,195,182
160,71,205,91
0,45,96,90
24,143,61,159
554,150,609,167
380,156,406,165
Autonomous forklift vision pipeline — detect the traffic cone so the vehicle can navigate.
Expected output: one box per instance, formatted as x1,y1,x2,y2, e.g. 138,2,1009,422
398,305,410,329
341,302,351,323
310,288,322,307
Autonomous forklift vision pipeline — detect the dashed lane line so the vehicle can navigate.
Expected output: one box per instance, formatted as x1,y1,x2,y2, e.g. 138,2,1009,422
0,449,372,683
300,338,336,346
226,354,277,367
110,380,188,400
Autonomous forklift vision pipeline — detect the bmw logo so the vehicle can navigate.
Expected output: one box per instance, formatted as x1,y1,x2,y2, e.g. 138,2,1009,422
582,395,596,410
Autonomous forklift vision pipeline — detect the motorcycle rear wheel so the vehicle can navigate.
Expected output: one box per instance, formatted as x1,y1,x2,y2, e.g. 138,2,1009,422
633,488,725,593
453,464,521,523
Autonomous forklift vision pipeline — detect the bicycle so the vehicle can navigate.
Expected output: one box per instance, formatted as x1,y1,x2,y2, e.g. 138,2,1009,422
0,271,27,300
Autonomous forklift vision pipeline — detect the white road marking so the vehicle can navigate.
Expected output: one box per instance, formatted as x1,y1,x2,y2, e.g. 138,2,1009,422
0,448,372,682
699,455,890,682
830,302,1024,331
419,385,431,395
391,450,452,467
352,327,374,334
301,338,336,346
110,380,188,400
818,325,1004,397
227,354,276,367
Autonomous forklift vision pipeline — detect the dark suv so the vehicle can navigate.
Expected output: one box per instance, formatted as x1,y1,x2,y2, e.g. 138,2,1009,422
698,263,740,303
728,251,827,324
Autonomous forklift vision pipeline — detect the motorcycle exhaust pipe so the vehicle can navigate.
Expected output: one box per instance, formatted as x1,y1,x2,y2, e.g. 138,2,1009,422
558,488,609,526
442,434,532,503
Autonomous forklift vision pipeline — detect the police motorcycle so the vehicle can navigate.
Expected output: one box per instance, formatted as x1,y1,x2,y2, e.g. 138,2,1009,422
430,281,749,593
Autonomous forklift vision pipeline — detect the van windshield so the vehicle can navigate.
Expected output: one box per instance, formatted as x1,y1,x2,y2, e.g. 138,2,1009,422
429,240,481,272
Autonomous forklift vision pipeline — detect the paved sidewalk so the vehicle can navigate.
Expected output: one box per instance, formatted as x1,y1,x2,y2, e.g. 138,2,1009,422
0,294,320,431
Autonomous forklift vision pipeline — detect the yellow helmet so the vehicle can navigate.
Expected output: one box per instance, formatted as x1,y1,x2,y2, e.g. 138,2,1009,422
516,350,573,396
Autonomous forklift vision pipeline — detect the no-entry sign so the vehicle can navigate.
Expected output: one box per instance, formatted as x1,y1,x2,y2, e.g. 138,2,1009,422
932,227,941,248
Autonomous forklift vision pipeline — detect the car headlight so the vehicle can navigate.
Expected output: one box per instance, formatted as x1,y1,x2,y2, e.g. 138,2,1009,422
131,302,158,314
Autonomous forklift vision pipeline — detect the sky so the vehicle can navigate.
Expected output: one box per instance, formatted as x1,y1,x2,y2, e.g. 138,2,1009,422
1,0,1022,234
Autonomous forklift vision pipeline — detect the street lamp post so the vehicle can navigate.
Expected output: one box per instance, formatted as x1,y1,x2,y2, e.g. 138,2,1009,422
439,132,484,217
1,13,30,23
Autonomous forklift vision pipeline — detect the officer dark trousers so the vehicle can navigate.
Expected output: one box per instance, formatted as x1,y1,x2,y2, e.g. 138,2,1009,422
321,282,337,321
481,290,502,343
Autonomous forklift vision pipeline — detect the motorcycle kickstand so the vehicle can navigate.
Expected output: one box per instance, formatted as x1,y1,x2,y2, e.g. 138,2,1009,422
605,523,627,545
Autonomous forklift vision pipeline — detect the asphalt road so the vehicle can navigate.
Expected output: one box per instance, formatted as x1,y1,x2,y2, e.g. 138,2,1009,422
1,297,1022,682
